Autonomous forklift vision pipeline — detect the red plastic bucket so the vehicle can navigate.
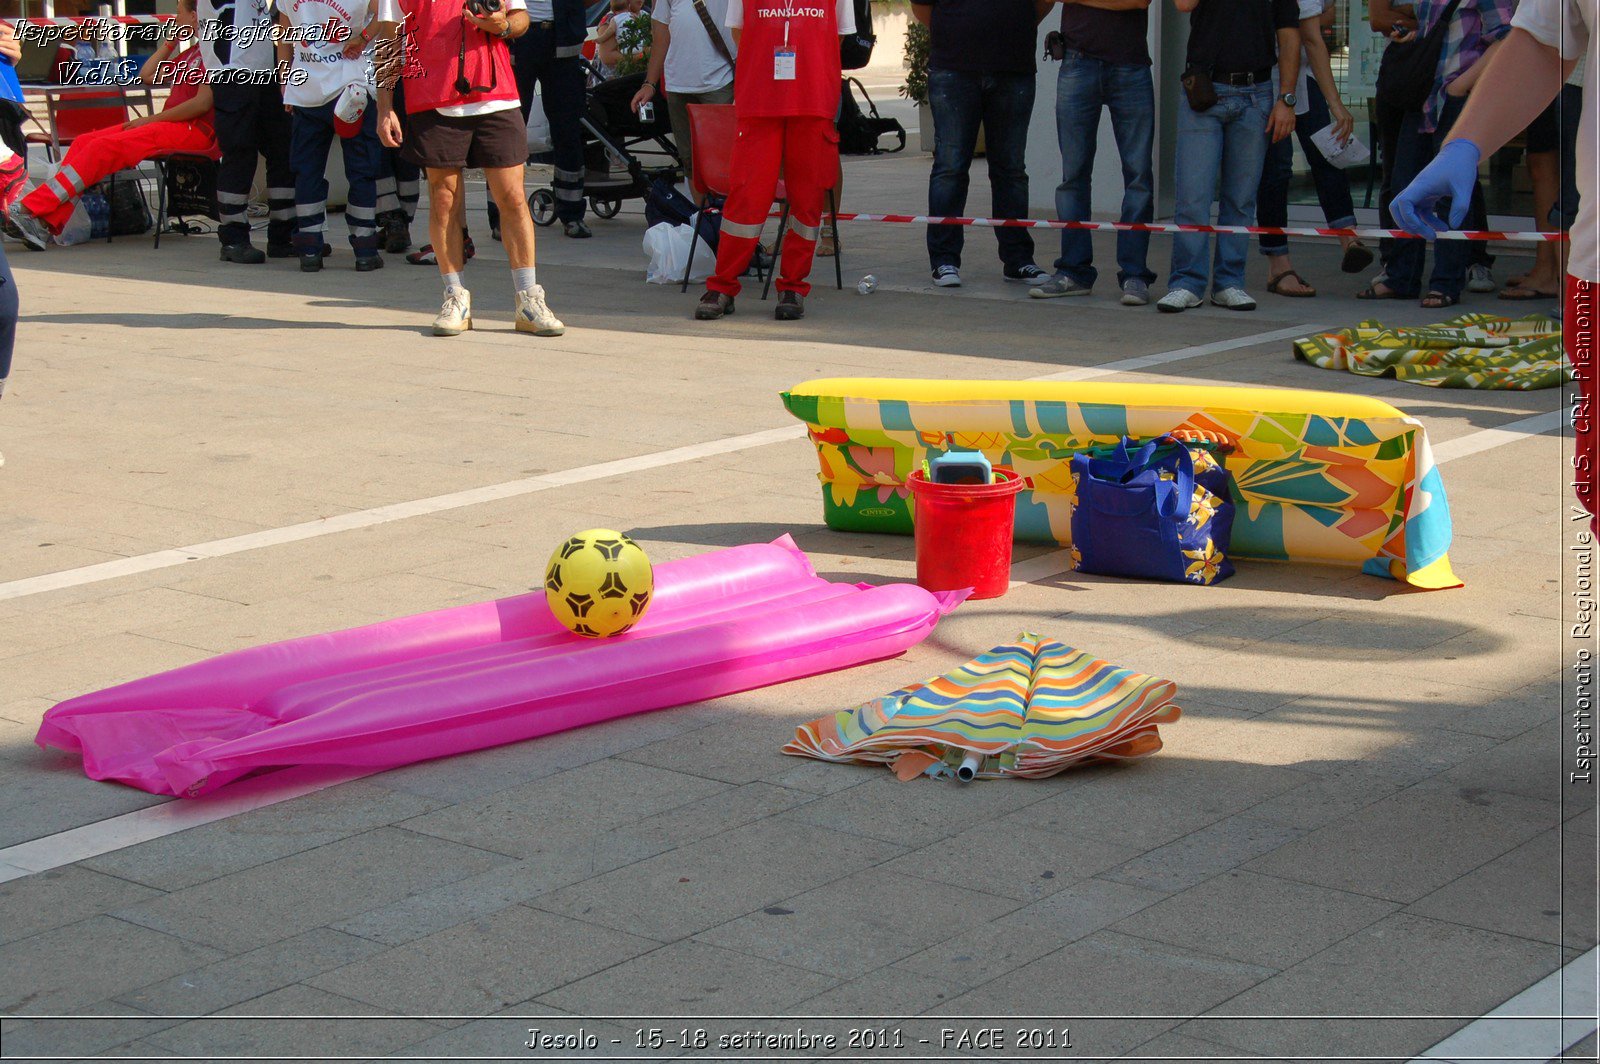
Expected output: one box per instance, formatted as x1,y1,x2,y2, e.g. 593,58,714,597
906,468,1023,600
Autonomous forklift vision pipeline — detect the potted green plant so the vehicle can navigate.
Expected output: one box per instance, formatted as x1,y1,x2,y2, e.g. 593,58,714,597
900,19,933,153
615,16,653,78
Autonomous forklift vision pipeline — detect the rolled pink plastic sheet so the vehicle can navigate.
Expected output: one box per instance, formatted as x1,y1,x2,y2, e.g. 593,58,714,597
37,537,965,797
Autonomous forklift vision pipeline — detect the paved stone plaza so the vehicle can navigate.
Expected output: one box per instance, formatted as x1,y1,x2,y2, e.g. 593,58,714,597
0,152,1595,1062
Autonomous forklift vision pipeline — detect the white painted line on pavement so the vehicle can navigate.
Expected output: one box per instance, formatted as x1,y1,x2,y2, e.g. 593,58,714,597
0,426,807,604
1429,410,1568,464
1410,947,1597,1063
0,324,1311,606
1029,323,1325,381
0,765,371,884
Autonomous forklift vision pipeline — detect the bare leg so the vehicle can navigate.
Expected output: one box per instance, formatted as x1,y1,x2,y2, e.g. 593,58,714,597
484,164,535,271
1266,251,1316,295
1502,150,1562,295
427,167,466,277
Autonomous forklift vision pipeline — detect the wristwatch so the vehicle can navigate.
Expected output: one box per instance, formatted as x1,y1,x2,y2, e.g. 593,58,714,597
497,23,512,38
1279,91,1297,107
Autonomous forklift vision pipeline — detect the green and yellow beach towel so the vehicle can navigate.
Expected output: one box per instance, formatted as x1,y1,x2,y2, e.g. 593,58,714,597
1294,313,1568,390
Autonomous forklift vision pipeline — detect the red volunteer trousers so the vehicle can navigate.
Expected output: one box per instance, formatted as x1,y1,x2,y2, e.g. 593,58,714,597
22,119,215,233
1569,274,1596,532
707,115,838,298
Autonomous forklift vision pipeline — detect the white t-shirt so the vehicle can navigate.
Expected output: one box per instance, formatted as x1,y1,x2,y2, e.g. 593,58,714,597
654,0,735,94
725,0,856,34
281,0,374,108
376,0,526,116
1513,0,1597,281
198,0,278,72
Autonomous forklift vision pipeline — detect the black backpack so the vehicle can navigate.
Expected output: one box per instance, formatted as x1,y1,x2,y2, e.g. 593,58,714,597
840,0,875,70
1374,0,1463,112
837,77,906,156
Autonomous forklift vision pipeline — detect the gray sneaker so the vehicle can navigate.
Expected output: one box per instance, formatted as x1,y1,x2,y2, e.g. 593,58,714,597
1120,279,1150,306
6,201,49,251
1467,263,1495,293
1029,275,1092,299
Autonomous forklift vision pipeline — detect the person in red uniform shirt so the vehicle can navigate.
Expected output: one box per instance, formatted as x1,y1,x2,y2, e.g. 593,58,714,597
695,0,856,322
8,0,217,249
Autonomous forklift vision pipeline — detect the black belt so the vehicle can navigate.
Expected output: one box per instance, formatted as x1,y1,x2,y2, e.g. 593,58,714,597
1213,68,1273,86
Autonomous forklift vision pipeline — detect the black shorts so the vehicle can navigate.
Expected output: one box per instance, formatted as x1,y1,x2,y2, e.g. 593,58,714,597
1524,92,1567,154
401,105,527,171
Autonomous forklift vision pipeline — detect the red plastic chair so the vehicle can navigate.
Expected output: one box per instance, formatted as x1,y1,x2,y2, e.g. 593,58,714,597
682,102,841,297
28,89,130,163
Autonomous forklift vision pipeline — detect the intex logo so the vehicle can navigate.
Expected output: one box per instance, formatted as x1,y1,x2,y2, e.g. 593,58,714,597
859,506,897,518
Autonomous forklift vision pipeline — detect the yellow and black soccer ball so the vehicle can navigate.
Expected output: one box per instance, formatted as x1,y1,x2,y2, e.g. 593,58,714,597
544,529,654,638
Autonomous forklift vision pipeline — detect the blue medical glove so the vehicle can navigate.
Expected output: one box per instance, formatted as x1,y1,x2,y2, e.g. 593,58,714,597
1392,139,1482,240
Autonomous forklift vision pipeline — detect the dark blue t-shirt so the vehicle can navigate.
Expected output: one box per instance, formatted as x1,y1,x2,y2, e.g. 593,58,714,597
914,0,1037,75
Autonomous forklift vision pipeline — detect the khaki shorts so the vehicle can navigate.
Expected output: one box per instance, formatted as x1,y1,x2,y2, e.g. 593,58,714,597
402,105,527,171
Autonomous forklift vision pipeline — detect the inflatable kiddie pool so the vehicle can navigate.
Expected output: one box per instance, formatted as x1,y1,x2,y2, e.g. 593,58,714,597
781,378,1459,589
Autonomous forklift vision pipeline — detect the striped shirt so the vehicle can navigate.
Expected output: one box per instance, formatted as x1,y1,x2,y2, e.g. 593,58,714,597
1416,0,1515,132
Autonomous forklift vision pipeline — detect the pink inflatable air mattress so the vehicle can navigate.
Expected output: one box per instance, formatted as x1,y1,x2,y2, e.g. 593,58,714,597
37,537,963,797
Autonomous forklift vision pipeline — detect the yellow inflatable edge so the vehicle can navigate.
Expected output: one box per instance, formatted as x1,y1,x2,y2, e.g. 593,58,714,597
789,378,1409,421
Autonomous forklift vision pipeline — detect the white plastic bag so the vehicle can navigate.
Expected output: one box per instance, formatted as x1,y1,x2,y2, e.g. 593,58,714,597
53,199,92,246
644,220,711,284
526,87,552,154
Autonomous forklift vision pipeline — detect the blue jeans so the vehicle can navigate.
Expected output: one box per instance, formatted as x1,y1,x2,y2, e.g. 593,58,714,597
1257,79,1358,256
1052,50,1155,287
926,67,1036,272
1169,83,1272,296
1385,93,1488,300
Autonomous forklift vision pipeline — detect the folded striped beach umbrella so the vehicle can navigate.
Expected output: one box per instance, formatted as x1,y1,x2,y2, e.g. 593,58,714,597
784,633,1180,781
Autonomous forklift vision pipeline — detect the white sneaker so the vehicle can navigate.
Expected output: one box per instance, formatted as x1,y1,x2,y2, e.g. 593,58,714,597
433,285,472,336
1467,263,1496,293
1211,287,1257,311
932,265,962,288
515,284,565,336
1156,288,1203,313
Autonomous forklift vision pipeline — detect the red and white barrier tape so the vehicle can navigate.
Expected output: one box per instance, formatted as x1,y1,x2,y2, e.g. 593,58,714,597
817,211,1565,243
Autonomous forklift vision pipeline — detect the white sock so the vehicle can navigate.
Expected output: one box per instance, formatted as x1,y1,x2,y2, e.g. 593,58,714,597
512,266,537,293
442,271,464,293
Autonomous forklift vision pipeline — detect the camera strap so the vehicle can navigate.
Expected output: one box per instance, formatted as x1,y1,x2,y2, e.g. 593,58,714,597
455,16,498,95
691,0,736,69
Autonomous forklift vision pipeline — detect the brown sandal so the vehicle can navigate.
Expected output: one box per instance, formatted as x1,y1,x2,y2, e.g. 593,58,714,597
1267,270,1317,298
1356,282,1403,300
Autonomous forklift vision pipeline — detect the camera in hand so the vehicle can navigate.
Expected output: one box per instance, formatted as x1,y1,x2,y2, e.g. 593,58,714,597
465,0,502,17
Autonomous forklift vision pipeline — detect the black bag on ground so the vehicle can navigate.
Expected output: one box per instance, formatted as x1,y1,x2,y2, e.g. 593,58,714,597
837,77,906,156
645,174,723,253
1374,0,1462,112
840,0,875,70
163,156,220,221
103,170,152,235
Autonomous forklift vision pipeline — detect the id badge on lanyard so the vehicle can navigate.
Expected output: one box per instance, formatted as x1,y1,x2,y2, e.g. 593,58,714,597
774,19,796,80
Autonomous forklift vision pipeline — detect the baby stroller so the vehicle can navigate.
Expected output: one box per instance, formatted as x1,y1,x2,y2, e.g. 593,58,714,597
527,64,681,225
